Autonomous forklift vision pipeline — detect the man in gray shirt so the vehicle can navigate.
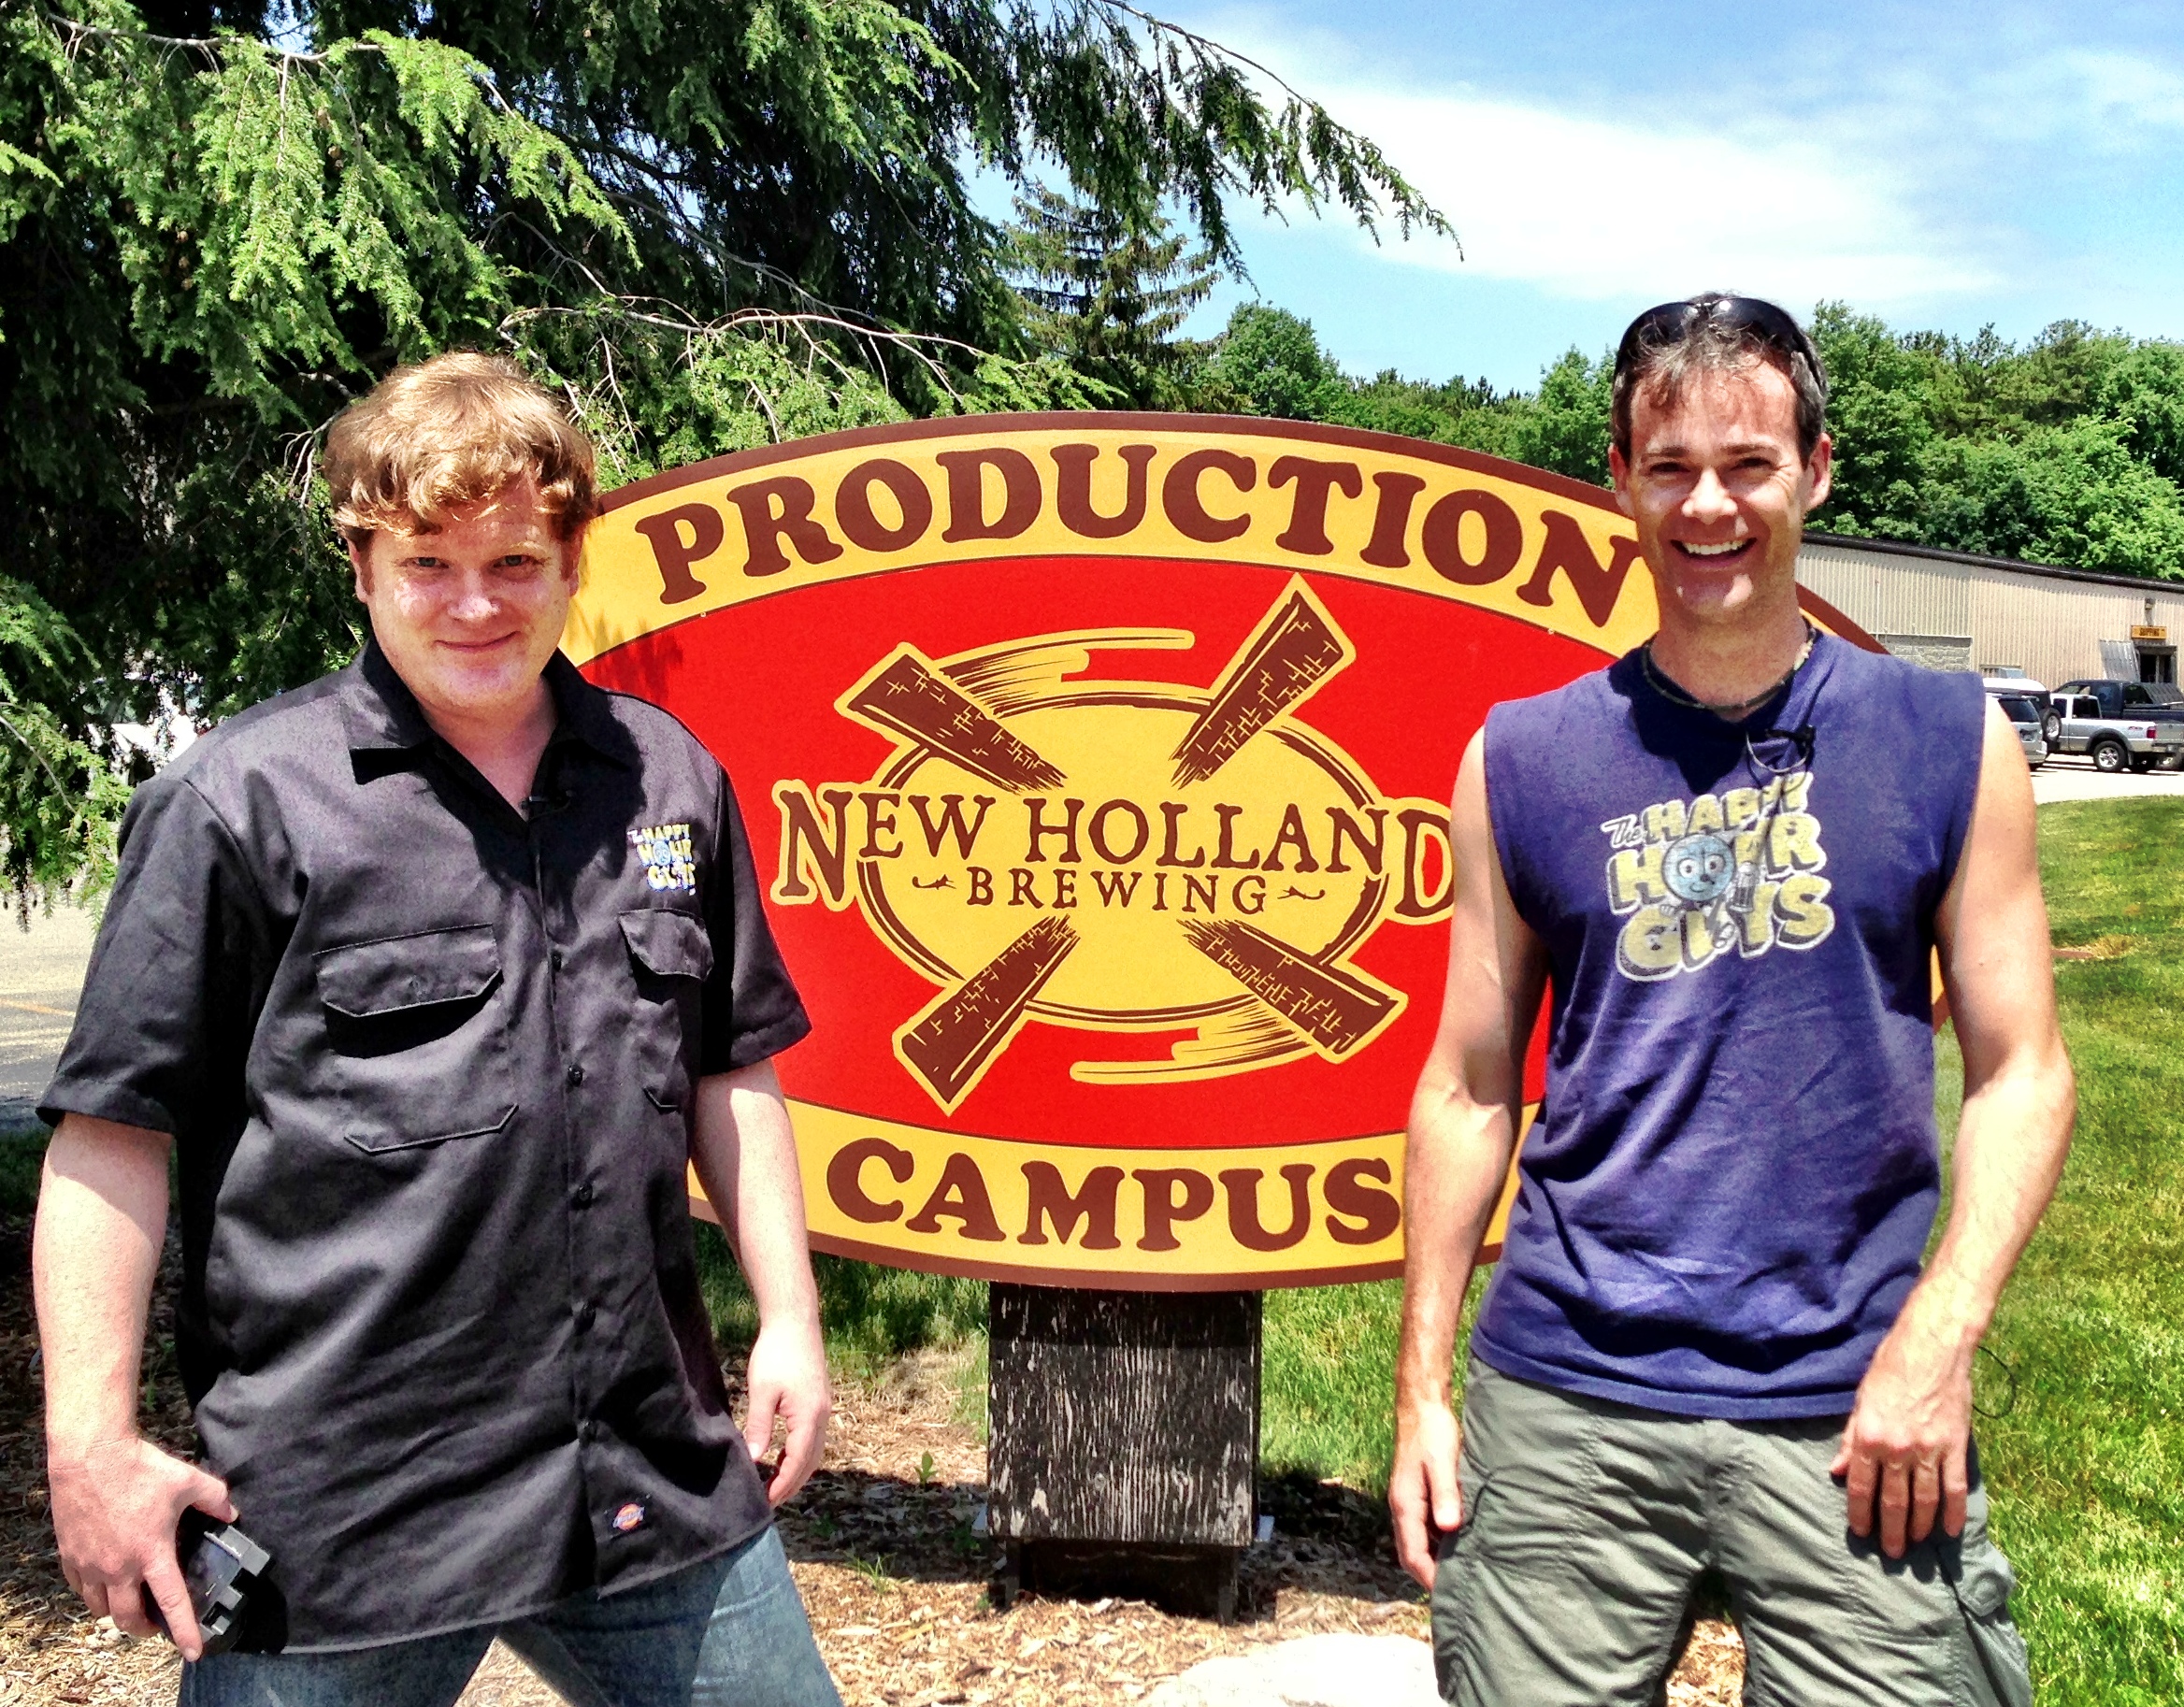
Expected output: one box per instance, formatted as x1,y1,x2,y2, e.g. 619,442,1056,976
37,352,841,1705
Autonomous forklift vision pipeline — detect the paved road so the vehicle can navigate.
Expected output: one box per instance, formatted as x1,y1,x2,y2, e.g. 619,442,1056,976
0,903,95,1133
1,764,2175,1132
2030,759,2184,805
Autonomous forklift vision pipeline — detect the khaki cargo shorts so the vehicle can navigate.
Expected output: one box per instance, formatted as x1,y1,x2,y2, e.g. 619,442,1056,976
1430,1359,2032,1707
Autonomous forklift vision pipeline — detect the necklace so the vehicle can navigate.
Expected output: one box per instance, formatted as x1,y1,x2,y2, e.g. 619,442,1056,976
1642,624,1817,719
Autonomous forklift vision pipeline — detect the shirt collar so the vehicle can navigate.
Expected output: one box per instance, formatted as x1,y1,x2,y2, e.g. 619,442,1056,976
540,650,637,769
340,638,635,770
340,639,437,753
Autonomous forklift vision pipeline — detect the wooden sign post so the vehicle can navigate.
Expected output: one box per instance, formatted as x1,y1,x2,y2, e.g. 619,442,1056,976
564,413,1869,1614
988,1286,1258,1618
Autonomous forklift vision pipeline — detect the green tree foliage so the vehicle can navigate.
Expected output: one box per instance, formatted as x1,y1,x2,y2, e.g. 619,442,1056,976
1191,299,2184,585
0,0,1447,901
1199,306,1608,481
2091,341,2184,487
1803,306,1935,529
1201,302,1543,464
1902,419,2184,580
1204,304,1345,420
1810,307,2184,579
0,581,129,911
1004,186,1217,409
1501,350,1614,487
1330,368,1504,449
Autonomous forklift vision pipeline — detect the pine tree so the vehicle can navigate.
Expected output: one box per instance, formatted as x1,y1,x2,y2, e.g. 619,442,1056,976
0,0,1449,901
1005,187,1217,409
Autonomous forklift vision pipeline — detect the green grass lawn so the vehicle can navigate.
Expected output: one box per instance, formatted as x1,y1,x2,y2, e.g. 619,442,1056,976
1975,799,2184,1702
1255,800,2184,1699
697,1233,986,1391
8,800,2173,1692
776,797,2184,1699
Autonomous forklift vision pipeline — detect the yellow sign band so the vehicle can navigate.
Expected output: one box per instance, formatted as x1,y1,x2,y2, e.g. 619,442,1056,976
570,416,1660,667
689,1100,1535,1289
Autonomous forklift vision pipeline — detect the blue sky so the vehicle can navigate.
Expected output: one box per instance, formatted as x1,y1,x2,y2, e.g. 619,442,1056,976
1111,0,2184,391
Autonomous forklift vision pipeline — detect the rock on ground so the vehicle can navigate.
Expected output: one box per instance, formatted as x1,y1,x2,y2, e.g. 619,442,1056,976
1144,1631,1438,1707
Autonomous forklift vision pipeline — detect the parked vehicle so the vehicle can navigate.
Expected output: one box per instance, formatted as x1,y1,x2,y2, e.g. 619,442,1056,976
2055,678,2184,717
1993,694,2048,769
1982,673,2057,741
2048,681,2184,772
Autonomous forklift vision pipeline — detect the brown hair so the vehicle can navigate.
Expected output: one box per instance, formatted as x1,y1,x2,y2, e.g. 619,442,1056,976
324,352,598,546
1611,294,1829,463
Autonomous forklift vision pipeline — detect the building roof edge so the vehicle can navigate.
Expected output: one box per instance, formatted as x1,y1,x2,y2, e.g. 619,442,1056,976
1801,530,2184,596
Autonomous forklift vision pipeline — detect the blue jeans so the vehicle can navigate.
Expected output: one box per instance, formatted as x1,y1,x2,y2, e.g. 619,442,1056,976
179,1527,841,1707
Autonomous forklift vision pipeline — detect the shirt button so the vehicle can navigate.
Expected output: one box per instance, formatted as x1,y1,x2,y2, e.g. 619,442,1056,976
572,1182,595,1209
579,1420,600,1443
551,949,565,971
566,1064,586,1087
576,1302,597,1332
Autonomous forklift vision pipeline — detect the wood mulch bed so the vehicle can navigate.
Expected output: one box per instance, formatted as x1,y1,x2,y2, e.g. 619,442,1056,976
2,1208,194,1707
0,1215,1745,1704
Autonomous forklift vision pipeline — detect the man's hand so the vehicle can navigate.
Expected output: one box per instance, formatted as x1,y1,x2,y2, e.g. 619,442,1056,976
1390,1397,1463,1588
1831,1295,1974,1558
48,1436,234,1659
740,1313,830,1505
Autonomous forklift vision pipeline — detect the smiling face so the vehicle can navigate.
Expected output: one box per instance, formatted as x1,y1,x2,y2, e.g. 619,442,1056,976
1608,359,1832,632
348,474,579,739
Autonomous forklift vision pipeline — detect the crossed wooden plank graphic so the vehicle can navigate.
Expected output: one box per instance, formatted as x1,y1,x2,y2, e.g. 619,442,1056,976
845,580,1401,1112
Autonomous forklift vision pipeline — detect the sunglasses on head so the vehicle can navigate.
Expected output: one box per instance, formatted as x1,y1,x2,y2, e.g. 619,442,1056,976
1616,294,1821,378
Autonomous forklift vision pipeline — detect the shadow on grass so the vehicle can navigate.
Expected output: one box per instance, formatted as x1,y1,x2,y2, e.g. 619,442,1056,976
696,1223,987,1384
780,1459,1427,1623
777,1463,987,1587
0,1127,48,1219
1256,1466,1394,1555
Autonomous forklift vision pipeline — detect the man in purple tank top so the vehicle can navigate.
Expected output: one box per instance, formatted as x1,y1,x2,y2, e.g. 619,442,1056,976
1389,294,2075,1705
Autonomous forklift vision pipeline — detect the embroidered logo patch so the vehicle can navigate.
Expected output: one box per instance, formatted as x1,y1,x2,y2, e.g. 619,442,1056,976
630,823,697,893
612,1501,647,1534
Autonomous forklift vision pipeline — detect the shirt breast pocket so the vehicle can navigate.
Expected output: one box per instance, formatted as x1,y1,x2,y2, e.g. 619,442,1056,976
620,909,712,1112
313,925,518,1153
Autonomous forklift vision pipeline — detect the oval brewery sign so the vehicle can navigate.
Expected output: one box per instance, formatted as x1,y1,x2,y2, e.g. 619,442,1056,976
570,415,1657,1288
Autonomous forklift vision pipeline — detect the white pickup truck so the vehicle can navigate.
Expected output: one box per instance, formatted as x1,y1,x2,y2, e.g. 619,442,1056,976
2048,680,2184,772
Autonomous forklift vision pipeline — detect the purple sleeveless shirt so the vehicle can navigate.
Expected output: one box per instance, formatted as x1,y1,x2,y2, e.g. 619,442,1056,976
1475,634,1985,1418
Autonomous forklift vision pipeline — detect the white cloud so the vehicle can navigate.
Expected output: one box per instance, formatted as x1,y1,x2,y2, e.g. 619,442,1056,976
1841,44,2184,158
2042,50,2184,137
1184,14,2005,310
1304,84,1999,306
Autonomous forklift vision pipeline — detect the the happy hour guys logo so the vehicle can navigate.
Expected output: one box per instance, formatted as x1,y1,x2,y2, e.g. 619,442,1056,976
1598,774,1836,981
631,822,697,892
769,578,1454,1112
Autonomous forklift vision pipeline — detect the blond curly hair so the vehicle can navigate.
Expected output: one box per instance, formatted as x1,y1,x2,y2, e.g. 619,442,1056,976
324,352,598,545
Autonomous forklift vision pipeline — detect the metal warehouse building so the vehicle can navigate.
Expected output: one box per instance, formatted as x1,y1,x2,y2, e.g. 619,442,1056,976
1797,532,2182,691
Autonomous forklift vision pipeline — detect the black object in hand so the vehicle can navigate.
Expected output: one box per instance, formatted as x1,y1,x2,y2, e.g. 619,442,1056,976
141,1508,271,1657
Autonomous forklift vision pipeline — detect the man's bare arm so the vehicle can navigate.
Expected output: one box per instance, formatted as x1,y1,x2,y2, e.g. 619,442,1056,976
1390,731,1549,1588
35,1114,233,1657
1833,698,2075,1557
688,1061,829,1504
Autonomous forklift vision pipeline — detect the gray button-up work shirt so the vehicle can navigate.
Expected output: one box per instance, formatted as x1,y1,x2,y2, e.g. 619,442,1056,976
42,642,809,1651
